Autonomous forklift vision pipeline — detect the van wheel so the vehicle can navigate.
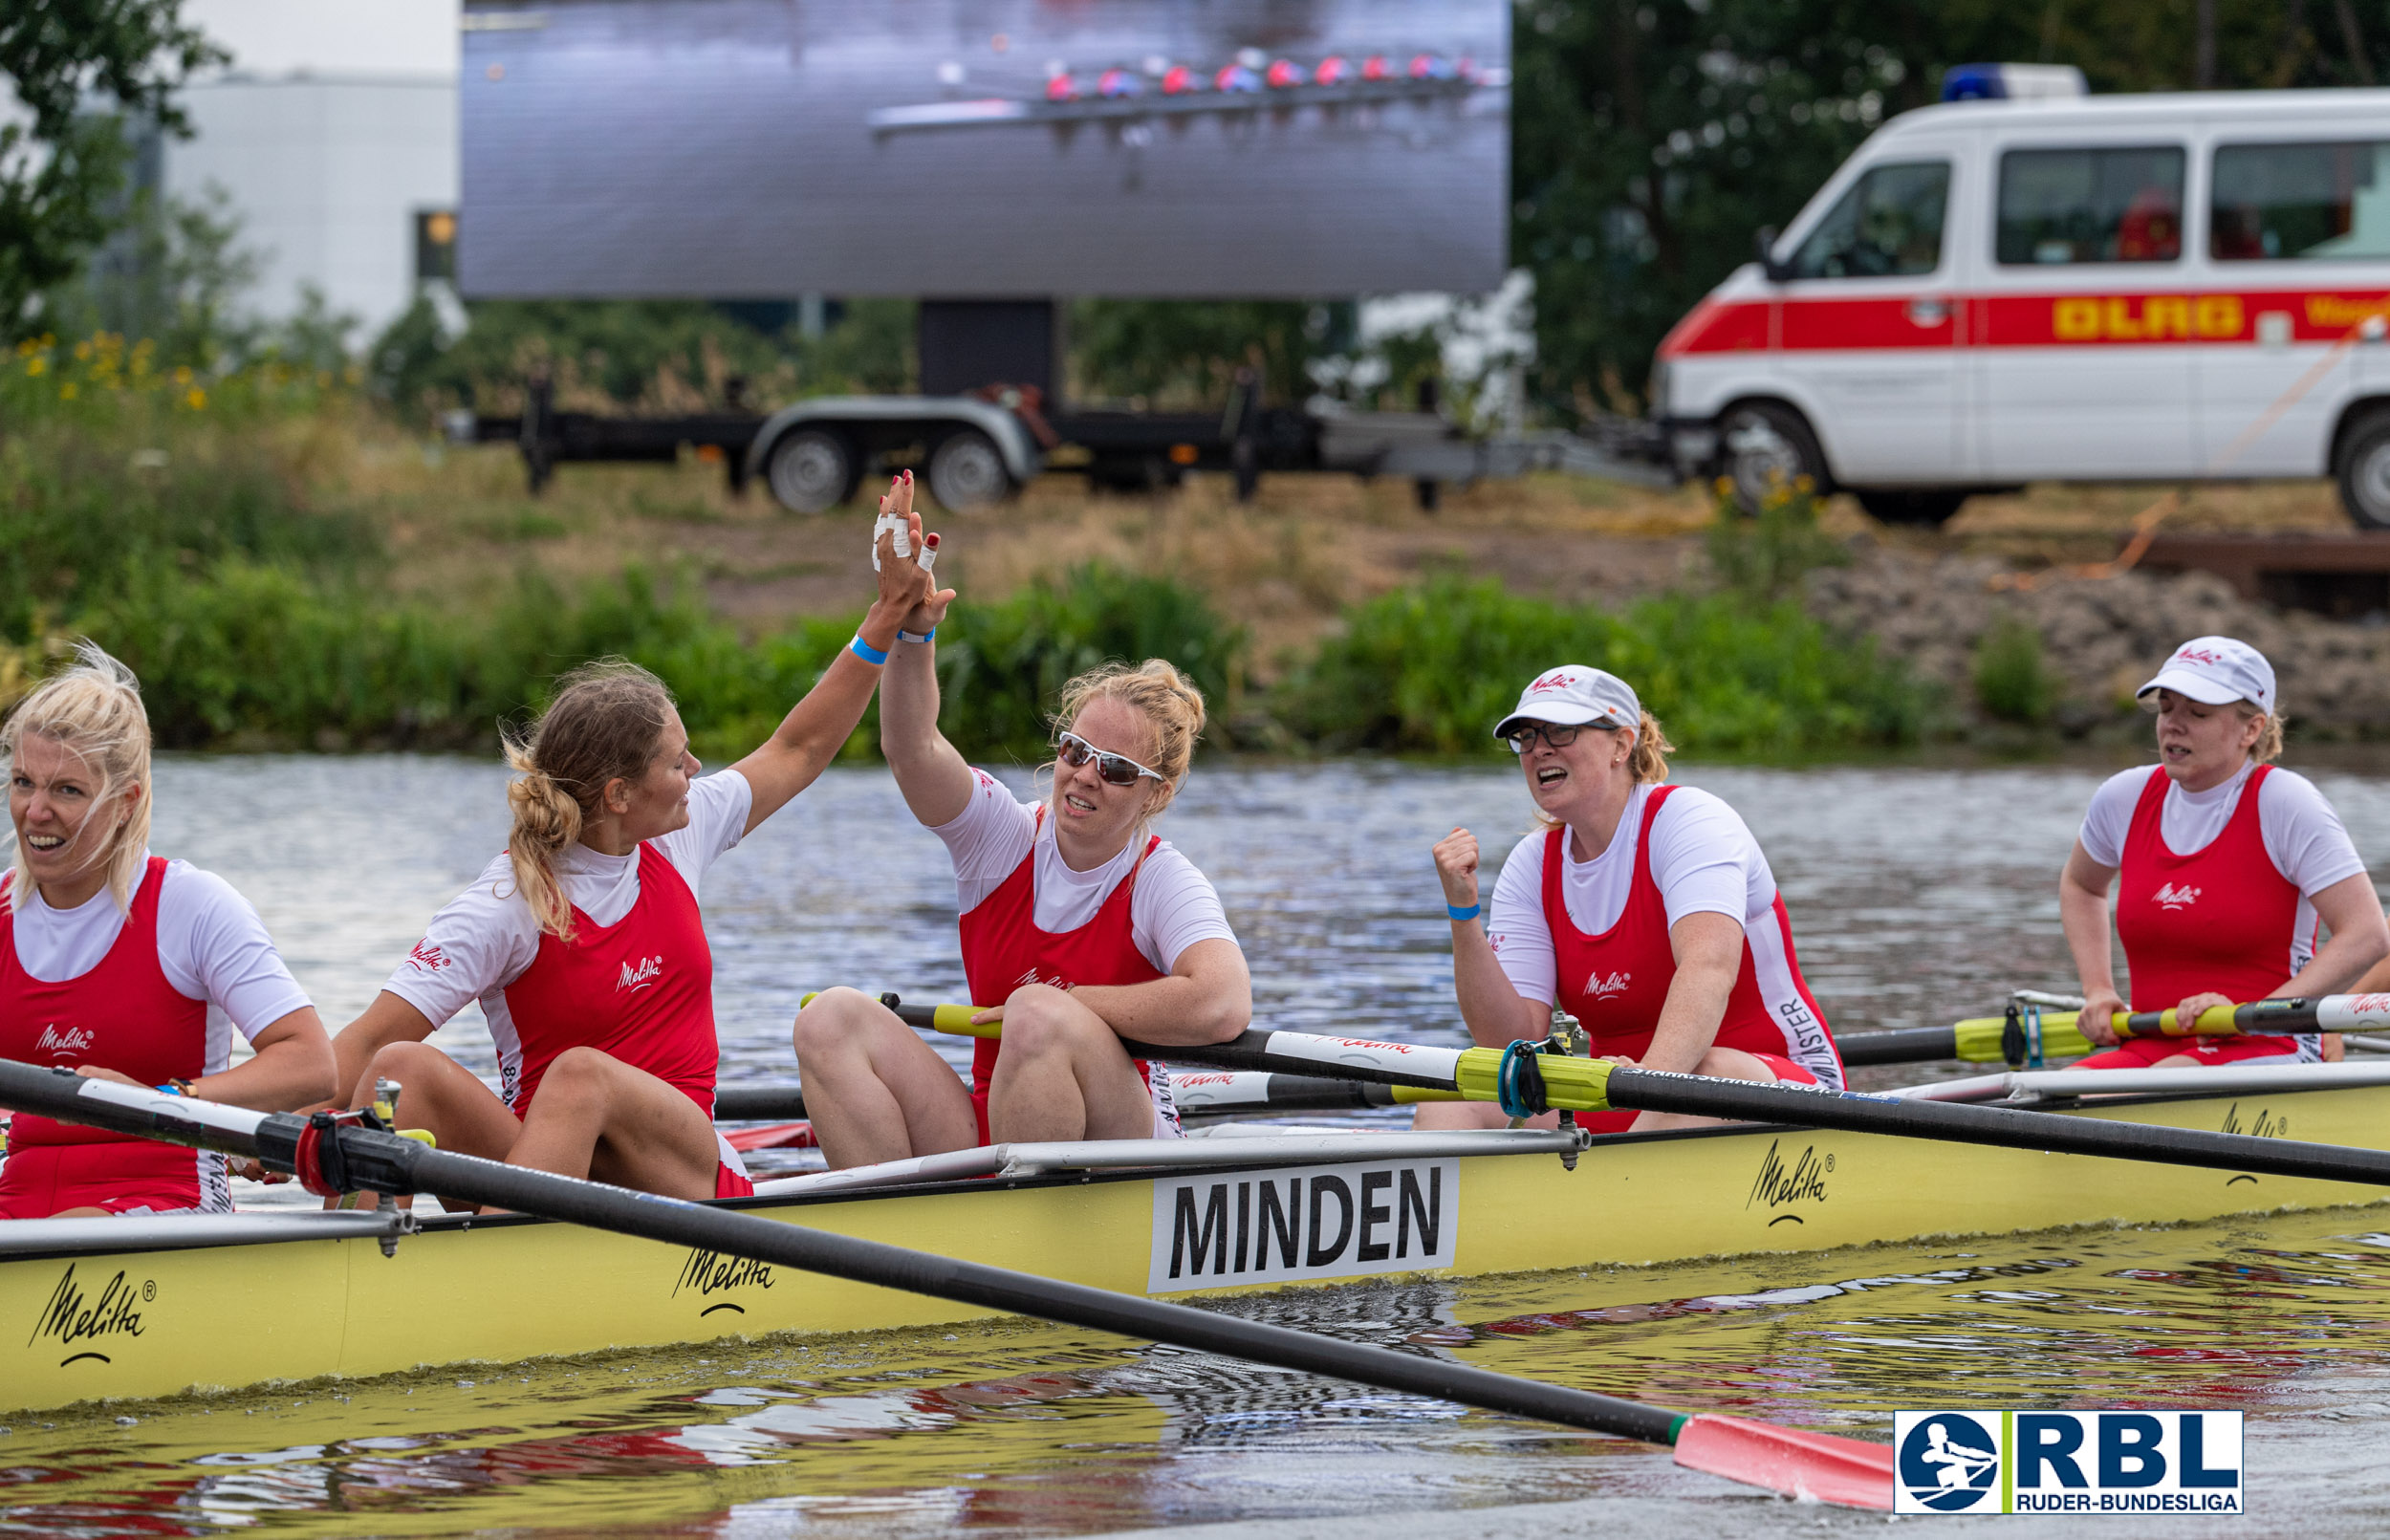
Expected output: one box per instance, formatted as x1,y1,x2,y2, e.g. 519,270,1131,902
926,429,1013,511
765,428,860,514
1718,402,1828,512
1854,488,1970,527
2336,409,2390,531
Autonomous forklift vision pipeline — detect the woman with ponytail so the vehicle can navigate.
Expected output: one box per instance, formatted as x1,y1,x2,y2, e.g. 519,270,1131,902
2,643,333,1218
795,479,1250,1167
330,479,939,1202
1421,665,1843,1136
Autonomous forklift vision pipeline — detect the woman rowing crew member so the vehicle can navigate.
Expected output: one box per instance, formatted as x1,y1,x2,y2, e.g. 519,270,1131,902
1,644,334,1219
2062,637,2388,1068
795,483,1250,1168
327,482,937,1201
1422,666,1842,1135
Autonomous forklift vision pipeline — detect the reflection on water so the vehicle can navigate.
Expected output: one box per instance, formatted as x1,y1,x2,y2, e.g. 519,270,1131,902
11,1210,2390,1536
21,753,2390,1534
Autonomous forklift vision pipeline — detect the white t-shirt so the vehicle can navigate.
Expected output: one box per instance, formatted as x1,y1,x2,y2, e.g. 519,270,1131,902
1487,783,1777,1007
2077,762,2367,976
2,855,312,1071
383,770,752,1033
932,769,1238,973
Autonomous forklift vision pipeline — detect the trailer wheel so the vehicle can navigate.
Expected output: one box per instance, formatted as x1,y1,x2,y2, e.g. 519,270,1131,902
1854,488,1970,527
765,427,859,514
2336,407,2390,531
1718,401,1827,512
926,428,1012,511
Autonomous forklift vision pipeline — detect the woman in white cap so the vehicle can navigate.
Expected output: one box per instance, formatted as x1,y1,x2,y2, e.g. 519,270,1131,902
2063,636,2387,1068
1422,666,1843,1134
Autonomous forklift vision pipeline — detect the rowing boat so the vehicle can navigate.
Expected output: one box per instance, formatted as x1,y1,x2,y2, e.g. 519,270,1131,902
9,1059,2390,1416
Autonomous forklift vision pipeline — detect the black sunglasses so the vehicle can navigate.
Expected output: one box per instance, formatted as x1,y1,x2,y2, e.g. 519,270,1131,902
1055,731,1165,787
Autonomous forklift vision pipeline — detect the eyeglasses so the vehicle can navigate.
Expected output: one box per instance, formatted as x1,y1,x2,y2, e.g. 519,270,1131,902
1055,731,1165,787
1504,721,1615,754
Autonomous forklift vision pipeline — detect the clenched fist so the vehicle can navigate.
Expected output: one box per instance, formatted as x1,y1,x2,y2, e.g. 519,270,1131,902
1433,827,1481,911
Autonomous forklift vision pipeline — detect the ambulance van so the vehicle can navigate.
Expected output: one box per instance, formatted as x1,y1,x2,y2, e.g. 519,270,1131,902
1653,80,2390,527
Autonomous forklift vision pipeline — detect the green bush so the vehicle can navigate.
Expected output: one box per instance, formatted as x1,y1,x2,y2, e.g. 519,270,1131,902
1973,617,2059,726
1276,573,1928,757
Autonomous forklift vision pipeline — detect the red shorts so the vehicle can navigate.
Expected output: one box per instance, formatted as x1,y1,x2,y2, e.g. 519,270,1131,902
2075,1033,2309,1070
1580,1052,1819,1135
0,1141,220,1220
714,1162,753,1200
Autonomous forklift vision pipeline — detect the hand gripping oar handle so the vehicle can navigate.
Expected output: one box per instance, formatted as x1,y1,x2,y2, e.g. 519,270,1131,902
0,1056,1895,1508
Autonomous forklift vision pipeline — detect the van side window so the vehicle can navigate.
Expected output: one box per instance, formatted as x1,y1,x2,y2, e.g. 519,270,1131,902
2212,141,2390,261
1996,146,2184,264
1787,162,1949,279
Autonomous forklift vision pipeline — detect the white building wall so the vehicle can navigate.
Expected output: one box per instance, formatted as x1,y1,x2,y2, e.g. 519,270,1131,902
163,74,458,337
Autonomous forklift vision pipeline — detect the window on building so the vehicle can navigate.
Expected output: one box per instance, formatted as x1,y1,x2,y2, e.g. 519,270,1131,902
2212,141,2390,261
1996,146,2184,264
416,209,458,284
1788,161,1950,279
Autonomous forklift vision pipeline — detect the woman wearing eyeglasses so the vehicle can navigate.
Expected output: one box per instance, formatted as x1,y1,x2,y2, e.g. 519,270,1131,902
793,485,1250,1169
1420,665,1843,1135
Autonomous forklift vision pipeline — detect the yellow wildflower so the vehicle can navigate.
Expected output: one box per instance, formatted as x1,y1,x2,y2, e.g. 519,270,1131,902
185,387,206,410
26,357,44,377
58,382,76,401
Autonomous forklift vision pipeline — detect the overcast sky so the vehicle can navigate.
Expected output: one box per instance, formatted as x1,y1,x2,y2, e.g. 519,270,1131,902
187,0,459,78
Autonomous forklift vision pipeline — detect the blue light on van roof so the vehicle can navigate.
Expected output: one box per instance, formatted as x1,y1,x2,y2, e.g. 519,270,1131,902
1942,62,2089,101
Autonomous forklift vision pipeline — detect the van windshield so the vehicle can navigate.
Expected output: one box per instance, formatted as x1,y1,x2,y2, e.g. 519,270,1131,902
1997,146,2184,264
1788,161,1949,279
2212,141,2390,261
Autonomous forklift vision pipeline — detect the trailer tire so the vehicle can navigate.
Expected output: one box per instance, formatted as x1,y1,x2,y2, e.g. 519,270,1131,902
1718,401,1828,512
926,429,1013,511
765,427,860,514
2336,407,2390,531
1854,488,1970,527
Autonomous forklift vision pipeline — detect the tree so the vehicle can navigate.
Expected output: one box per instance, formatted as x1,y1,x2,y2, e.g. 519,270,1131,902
1,0,224,339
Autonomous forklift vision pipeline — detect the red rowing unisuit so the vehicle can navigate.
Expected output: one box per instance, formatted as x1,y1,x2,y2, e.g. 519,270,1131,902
958,807,1171,1145
498,841,750,1197
1544,787,1840,1133
2085,765,2309,1070
0,857,224,1217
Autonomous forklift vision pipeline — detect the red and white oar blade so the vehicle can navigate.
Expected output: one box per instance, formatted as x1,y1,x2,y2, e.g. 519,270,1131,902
724,1121,817,1152
1671,1414,1895,1510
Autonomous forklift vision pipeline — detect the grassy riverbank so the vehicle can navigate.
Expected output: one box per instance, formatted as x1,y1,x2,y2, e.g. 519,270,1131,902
3,337,1934,760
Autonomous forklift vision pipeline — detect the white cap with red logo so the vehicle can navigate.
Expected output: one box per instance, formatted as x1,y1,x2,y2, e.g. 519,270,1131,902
1491,666,1643,740
2137,636,2276,713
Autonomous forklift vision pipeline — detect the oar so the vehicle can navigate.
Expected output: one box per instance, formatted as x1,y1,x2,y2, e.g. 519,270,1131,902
850,995,2390,1186
0,1059,1894,1510
714,1072,1415,1124
1848,992,2390,1068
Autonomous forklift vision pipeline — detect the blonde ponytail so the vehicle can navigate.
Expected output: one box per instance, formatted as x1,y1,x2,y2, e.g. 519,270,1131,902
502,660,675,941
2,640,154,913
1629,709,1674,784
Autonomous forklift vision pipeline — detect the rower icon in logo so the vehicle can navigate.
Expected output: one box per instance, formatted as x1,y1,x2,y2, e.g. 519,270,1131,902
1899,1414,2000,1511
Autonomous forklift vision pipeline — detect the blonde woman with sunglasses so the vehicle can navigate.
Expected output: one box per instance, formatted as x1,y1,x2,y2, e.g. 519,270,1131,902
795,486,1251,1169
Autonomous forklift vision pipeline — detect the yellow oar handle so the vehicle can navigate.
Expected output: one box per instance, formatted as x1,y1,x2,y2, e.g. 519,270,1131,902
1951,1003,2253,1059
798,989,999,1038
1453,1046,1615,1112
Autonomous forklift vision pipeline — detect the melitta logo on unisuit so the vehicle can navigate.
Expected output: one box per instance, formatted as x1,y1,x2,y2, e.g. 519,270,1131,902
1893,1410,2243,1515
1147,1158,1459,1293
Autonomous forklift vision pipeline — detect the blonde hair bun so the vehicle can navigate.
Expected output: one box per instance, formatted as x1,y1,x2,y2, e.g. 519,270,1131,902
1052,659,1206,819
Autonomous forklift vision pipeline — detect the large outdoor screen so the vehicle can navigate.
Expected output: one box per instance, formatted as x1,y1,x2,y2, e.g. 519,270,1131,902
458,0,1509,299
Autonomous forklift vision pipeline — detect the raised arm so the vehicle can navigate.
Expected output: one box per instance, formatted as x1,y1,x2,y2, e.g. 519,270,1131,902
1433,828,1550,1047
2059,841,2127,1045
731,474,944,834
877,474,973,827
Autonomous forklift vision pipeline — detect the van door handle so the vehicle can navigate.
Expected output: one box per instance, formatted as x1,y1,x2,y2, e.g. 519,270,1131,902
1905,297,1949,328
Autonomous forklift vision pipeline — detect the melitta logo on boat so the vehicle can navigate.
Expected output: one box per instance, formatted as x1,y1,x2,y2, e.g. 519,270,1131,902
617,955,665,991
1893,1410,2243,1514
673,1247,773,1315
32,1024,96,1059
1147,1158,1459,1293
1582,970,1631,997
1746,1138,1832,1223
32,1264,154,1367
2152,883,2201,910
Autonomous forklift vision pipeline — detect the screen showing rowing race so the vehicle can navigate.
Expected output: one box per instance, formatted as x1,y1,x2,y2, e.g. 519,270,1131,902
457,0,1510,298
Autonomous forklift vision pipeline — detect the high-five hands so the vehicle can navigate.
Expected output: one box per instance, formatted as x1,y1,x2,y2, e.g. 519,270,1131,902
872,470,955,633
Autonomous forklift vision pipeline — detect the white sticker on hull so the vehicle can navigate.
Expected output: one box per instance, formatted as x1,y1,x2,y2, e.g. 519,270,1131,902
1148,1158,1460,1293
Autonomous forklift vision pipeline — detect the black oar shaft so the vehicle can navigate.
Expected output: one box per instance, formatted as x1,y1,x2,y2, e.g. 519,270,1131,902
713,1087,806,1121
1832,1027,1959,1067
0,1059,1682,1448
1602,1066,2390,1185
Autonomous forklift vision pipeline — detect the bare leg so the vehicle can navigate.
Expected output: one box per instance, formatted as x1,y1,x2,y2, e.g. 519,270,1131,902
508,1046,723,1200
987,984,1162,1143
793,987,979,1168
342,1040,523,1210
50,1206,111,1218
1411,1099,1552,1131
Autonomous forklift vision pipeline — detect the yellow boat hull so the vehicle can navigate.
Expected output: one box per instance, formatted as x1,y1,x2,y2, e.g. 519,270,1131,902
5,1082,2383,1415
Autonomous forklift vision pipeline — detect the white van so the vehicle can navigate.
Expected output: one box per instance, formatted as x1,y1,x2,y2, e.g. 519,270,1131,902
1652,84,2390,527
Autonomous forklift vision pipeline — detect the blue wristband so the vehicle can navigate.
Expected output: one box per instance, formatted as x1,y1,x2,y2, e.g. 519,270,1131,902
1447,902,1481,922
898,627,936,644
848,634,890,666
